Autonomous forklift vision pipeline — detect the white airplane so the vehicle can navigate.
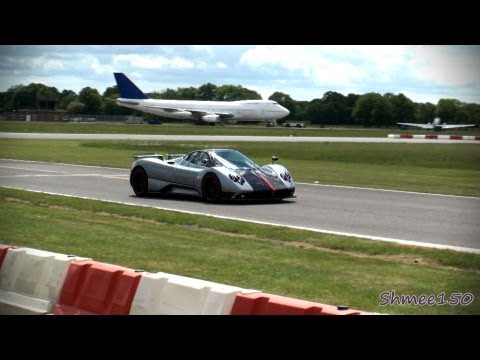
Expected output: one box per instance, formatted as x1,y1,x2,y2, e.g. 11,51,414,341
113,73,290,125
398,117,477,131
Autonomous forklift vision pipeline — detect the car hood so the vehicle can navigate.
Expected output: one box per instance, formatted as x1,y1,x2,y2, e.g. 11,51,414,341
236,168,287,190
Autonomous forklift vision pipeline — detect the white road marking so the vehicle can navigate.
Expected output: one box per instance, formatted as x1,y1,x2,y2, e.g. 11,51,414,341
2,185,478,254
2,159,477,199
297,182,480,200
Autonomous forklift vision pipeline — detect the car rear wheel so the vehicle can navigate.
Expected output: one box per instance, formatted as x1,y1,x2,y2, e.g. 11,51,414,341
131,167,149,197
202,173,222,202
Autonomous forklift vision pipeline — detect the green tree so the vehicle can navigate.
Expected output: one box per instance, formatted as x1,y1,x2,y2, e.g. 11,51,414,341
58,90,77,110
436,99,460,124
386,93,415,126
414,102,436,123
152,88,178,100
304,99,323,124
294,101,309,121
176,87,197,100
460,103,480,125
66,100,85,114
102,86,119,98
320,91,349,125
353,93,393,127
215,85,261,101
197,83,217,100
78,87,104,114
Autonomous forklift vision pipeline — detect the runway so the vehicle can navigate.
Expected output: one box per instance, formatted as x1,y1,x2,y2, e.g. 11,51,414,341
1,159,479,253
1,132,479,144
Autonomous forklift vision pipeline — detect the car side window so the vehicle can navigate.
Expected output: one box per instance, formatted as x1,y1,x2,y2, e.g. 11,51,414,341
186,151,199,164
197,152,212,167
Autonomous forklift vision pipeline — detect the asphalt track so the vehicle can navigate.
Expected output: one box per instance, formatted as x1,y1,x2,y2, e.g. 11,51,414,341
1,159,479,253
1,132,479,144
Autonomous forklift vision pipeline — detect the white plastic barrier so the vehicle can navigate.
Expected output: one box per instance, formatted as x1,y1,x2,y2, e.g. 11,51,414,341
130,272,259,315
0,247,89,314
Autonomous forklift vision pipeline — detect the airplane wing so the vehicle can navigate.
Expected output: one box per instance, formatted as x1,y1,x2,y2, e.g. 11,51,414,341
145,105,234,118
189,110,235,119
397,122,434,129
441,124,477,129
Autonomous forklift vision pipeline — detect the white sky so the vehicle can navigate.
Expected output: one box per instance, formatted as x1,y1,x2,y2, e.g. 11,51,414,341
0,45,479,104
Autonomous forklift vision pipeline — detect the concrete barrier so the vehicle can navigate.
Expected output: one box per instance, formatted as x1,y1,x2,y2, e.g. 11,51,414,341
0,245,15,270
231,292,370,315
51,260,142,315
0,247,89,314
130,272,258,315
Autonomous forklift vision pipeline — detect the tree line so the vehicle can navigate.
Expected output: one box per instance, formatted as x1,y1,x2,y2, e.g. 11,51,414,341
1,82,479,126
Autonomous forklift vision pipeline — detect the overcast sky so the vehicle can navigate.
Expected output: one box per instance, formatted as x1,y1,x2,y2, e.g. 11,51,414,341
0,45,479,104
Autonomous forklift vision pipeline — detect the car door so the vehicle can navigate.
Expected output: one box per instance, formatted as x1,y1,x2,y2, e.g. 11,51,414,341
174,151,208,187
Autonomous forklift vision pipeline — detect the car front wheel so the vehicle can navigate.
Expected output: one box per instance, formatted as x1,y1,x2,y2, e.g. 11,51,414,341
202,173,222,202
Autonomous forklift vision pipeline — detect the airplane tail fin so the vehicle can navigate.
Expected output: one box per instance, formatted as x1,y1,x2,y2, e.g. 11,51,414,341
114,73,149,99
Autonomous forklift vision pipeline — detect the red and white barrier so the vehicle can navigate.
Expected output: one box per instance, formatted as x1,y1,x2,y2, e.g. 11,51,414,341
0,245,376,315
388,134,480,140
0,247,89,314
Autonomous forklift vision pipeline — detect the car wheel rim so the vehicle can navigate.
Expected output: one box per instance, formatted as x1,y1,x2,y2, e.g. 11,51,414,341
204,176,220,201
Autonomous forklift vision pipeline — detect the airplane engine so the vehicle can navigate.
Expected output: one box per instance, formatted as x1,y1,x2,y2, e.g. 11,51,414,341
202,114,220,123
171,111,192,119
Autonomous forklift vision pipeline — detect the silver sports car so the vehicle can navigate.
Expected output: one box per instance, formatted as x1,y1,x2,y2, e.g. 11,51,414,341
129,149,295,202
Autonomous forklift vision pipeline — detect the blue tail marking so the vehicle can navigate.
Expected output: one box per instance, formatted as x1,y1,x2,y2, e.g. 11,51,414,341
114,73,149,99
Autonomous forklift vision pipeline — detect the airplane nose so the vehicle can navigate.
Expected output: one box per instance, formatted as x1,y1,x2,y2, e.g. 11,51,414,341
281,105,290,117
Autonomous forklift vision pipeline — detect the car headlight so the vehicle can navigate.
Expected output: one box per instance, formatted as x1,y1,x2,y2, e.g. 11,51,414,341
229,174,245,185
280,172,291,182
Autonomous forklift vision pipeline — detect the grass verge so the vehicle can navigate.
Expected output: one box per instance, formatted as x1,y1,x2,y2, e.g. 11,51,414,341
2,121,480,137
1,188,479,314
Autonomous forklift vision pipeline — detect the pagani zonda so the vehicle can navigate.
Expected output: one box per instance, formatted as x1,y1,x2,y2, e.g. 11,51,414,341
130,149,295,202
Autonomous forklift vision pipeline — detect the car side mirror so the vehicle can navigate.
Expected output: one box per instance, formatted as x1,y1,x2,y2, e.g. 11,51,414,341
271,155,278,164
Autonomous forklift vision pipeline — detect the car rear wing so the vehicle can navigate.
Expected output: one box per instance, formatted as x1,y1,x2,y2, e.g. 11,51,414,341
167,153,185,160
132,154,164,160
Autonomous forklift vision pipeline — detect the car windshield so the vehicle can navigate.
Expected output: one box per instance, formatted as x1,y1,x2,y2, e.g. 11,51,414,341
212,150,258,169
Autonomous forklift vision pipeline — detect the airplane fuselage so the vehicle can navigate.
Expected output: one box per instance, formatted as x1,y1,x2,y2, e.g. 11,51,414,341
116,98,289,123
113,73,290,124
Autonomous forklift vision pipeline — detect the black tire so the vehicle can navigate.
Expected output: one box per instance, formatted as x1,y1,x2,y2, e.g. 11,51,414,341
131,167,149,197
202,173,222,203
296,123,302,128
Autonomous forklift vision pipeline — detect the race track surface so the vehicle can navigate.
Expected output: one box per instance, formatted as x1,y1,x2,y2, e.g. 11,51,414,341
1,159,478,252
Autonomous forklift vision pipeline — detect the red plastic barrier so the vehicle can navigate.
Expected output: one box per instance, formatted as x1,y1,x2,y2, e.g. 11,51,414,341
425,135,438,139
51,261,141,315
231,293,369,315
450,135,462,140
400,134,413,139
0,245,15,270
475,136,480,141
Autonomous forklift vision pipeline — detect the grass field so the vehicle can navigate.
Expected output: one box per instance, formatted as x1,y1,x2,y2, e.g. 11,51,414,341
1,188,479,315
2,120,480,137
1,122,479,314
1,139,479,196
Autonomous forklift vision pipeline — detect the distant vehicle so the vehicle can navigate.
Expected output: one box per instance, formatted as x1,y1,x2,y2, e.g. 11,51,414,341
284,121,305,128
113,73,290,125
70,117,96,122
129,149,295,202
398,117,477,131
